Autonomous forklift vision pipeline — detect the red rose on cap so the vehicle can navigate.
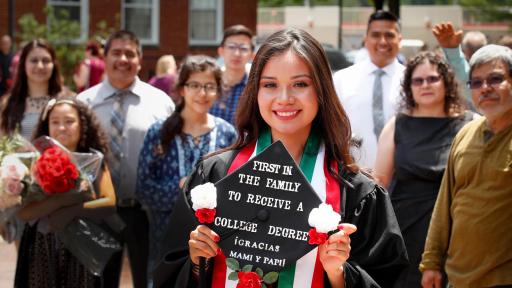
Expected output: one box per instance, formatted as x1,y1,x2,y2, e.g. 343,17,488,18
308,228,329,245
195,208,217,224
236,271,262,288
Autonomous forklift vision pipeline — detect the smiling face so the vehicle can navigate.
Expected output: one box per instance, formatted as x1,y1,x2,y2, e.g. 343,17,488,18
48,104,81,152
471,60,512,125
365,20,401,68
25,47,54,86
257,50,318,143
104,38,141,89
411,61,446,112
181,71,218,116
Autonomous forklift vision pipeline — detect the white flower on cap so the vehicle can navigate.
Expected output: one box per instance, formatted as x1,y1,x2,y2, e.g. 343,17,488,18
190,182,217,211
308,203,341,233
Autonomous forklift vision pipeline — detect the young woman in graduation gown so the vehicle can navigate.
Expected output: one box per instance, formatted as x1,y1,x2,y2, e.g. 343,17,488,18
153,28,408,288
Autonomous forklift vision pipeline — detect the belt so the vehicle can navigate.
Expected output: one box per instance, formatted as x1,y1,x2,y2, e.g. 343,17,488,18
117,198,139,207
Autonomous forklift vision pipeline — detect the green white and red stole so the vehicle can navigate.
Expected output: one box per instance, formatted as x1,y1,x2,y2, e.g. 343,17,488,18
211,128,341,288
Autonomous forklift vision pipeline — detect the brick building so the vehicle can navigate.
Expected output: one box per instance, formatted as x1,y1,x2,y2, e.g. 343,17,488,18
0,0,258,80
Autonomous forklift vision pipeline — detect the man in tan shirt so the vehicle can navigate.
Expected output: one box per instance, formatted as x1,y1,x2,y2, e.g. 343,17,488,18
420,44,512,288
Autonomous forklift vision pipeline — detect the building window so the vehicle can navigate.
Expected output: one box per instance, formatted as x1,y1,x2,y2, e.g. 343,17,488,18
123,0,160,45
189,0,224,46
47,0,88,42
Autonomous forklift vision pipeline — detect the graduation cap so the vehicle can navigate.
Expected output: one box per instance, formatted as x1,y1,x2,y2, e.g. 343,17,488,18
208,140,323,274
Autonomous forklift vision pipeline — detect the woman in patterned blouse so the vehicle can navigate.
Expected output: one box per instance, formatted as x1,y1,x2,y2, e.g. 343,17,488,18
136,55,237,278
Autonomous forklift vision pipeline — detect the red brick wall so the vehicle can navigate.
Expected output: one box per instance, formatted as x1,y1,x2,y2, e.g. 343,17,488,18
89,0,121,34
0,0,257,81
224,0,257,31
0,0,8,36
0,0,46,44
141,0,190,80
141,0,257,81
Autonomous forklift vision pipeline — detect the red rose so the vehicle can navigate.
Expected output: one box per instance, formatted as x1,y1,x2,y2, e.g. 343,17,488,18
308,228,328,245
195,208,216,223
236,271,261,288
34,147,79,195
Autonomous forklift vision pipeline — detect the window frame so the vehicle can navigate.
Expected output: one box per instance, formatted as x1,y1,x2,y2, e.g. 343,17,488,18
122,0,160,45
189,0,224,46
47,0,89,42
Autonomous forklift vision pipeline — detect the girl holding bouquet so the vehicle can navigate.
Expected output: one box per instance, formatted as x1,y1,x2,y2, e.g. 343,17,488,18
0,39,72,245
154,28,408,288
15,97,116,288
136,55,236,277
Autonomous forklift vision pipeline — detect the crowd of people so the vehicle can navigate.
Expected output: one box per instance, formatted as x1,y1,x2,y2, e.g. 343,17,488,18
0,9,510,288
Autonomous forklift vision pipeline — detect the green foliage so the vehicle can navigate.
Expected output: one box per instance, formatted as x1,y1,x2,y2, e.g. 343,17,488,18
262,271,279,284
259,0,341,7
18,6,83,88
258,0,510,6
228,271,239,280
224,257,279,285
255,267,264,278
459,0,512,24
226,258,240,271
0,134,29,159
242,264,254,272
90,18,121,46
400,0,455,3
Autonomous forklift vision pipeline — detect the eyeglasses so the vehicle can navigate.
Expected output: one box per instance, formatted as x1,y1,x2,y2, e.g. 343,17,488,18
184,82,218,95
466,74,506,90
411,75,442,87
224,43,251,55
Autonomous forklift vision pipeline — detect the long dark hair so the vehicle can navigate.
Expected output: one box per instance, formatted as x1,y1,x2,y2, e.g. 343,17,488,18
33,97,110,156
159,55,221,153
400,51,464,115
1,39,62,135
233,28,356,174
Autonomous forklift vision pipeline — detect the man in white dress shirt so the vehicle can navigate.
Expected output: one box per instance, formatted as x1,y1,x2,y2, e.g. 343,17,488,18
333,10,404,169
78,30,174,288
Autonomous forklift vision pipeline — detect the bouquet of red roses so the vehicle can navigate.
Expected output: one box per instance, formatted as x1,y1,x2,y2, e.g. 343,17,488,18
27,136,122,276
34,146,80,194
0,133,39,242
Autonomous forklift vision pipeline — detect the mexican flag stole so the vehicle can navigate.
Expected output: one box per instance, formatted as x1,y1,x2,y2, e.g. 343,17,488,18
212,130,341,288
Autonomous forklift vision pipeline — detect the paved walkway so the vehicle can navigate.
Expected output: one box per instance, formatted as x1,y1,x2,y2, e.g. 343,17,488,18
0,240,133,287
0,241,16,287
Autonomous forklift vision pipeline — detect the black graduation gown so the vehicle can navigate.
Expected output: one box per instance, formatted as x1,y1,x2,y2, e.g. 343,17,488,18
153,149,409,288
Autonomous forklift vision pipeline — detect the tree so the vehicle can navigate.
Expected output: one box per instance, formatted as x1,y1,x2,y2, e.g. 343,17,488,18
459,0,512,24
18,6,83,88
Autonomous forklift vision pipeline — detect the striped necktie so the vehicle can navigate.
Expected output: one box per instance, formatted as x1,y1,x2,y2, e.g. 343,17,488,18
372,69,385,138
110,90,127,185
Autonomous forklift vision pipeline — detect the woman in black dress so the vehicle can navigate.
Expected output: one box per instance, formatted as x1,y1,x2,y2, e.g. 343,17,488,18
373,52,475,287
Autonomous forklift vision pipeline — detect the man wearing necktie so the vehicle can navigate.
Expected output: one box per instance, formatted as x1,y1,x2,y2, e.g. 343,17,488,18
333,10,404,170
78,30,174,288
